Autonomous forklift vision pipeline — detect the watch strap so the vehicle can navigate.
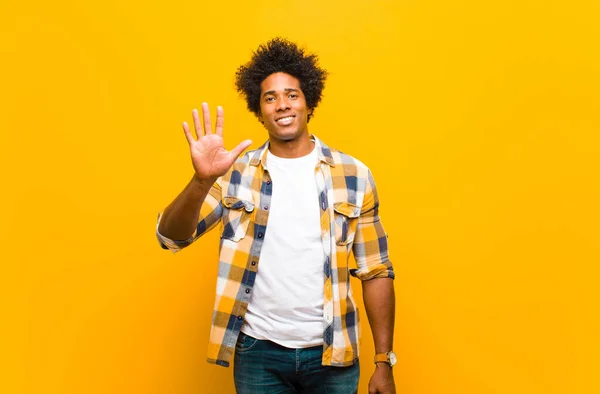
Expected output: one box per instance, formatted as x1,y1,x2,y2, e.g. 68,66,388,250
374,353,389,363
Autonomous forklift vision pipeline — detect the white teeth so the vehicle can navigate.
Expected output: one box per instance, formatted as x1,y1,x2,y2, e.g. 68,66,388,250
276,116,294,125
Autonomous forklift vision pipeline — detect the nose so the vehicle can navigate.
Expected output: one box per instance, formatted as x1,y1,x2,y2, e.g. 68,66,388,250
276,96,291,111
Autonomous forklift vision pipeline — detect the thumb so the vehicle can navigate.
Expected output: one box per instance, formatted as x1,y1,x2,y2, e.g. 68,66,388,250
229,139,253,160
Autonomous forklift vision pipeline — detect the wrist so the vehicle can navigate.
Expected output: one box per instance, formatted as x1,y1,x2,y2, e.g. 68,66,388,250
375,362,393,372
191,174,217,188
374,350,397,367
188,175,217,199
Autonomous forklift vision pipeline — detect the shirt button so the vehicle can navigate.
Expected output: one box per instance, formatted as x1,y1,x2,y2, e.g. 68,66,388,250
266,180,271,185
237,315,243,320
251,261,257,266
258,233,263,239
264,206,269,210
245,289,250,294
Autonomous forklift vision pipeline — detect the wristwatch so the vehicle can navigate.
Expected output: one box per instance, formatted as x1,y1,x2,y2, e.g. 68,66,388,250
374,351,397,367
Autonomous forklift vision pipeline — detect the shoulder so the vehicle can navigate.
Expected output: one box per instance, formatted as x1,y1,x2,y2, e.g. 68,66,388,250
322,143,377,206
327,146,372,178
316,136,370,171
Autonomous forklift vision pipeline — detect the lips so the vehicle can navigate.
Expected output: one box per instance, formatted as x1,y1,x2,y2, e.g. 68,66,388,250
275,115,295,125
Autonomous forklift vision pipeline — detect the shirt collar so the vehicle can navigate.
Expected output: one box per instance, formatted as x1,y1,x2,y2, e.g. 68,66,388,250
249,135,335,167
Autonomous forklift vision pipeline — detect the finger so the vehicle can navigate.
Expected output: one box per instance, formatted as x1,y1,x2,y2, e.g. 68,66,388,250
228,139,253,160
215,106,224,137
192,108,202,137
202,102,212,134
182,122,195,145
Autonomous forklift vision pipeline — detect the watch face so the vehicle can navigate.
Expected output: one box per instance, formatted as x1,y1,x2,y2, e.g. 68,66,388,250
388,351,397,366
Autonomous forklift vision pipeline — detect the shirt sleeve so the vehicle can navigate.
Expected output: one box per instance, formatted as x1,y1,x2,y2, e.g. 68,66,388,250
156,179,224,253
351,170,394,280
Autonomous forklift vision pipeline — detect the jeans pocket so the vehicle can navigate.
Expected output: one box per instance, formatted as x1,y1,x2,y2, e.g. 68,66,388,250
235,332,260,354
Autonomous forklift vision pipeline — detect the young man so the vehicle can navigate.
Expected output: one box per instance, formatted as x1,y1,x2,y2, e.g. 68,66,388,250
157,38,396,394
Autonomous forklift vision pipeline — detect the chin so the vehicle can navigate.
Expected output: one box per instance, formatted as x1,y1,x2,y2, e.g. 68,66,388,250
270,128,302,142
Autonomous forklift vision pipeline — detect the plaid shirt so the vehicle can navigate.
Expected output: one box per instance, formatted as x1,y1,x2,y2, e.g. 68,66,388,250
157,135,394,367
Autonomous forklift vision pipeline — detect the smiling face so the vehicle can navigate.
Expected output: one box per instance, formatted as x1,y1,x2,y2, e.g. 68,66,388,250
258,72,312,144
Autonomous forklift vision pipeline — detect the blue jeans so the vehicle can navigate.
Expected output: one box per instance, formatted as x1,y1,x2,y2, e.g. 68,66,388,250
234,332,359,394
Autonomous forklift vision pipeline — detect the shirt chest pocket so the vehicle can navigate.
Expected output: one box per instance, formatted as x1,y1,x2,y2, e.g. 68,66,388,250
221,196,255,242
333,202,361,245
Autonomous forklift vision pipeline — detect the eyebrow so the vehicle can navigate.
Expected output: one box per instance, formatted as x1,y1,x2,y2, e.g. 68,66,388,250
262,88,300,98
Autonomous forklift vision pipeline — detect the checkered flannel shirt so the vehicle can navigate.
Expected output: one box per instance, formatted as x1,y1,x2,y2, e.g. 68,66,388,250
157,135,394,367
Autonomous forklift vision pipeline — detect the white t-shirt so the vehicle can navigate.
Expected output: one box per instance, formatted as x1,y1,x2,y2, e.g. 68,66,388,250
241,145,324,348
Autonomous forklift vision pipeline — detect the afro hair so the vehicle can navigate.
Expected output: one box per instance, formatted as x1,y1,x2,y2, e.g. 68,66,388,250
235,37,328,122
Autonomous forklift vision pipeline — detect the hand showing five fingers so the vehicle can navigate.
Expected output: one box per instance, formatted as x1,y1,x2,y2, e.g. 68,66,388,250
182,103,252,181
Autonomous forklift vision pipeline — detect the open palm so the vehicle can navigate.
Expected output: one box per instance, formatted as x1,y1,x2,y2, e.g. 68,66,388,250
183,103,252,180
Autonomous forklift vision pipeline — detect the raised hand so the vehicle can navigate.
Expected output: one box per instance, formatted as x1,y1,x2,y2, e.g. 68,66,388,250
182,103,252,181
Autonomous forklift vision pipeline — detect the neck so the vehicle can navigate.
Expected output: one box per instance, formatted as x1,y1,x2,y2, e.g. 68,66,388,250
268,133,314,158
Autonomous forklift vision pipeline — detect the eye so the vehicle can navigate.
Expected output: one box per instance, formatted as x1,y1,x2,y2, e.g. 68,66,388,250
265,96,275,102
289,93,298,99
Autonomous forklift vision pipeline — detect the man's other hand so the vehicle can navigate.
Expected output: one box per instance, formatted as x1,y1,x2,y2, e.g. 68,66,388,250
368,363,396,394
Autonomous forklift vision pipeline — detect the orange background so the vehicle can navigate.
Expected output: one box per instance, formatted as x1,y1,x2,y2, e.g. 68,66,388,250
1,0,599,393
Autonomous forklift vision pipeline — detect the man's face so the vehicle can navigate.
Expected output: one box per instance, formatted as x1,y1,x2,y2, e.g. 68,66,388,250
258,72,312,143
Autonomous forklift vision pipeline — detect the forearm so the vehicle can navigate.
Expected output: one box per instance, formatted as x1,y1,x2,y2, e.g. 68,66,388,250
158,175,216,240
362,277,395,353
